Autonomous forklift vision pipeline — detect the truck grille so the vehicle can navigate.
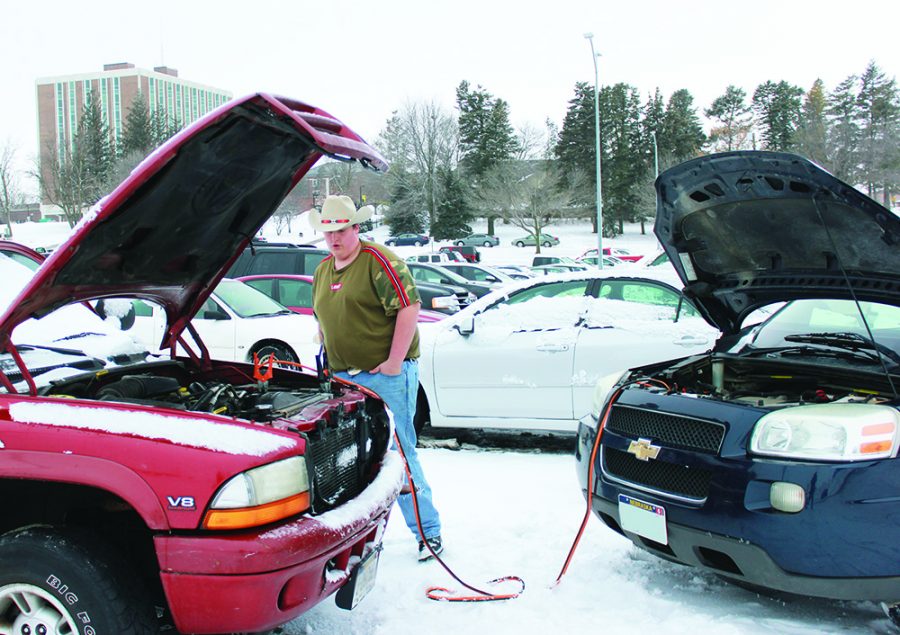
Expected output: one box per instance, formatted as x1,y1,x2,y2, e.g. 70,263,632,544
304,402,388,514
603,446,711,500
606,405,725,454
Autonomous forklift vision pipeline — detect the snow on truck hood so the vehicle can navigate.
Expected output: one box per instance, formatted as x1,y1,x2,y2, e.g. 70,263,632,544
9,400,296,456
0,94,387,350
655,151,900,334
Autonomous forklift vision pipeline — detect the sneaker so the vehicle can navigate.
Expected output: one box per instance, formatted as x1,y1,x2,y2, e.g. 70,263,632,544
417,535,443,562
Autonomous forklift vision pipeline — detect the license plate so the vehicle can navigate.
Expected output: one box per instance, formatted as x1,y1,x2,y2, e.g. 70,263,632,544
618,494,668,545
335,544,381,610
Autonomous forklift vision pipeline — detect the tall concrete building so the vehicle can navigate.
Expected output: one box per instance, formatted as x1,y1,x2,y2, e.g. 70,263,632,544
36,63,232,205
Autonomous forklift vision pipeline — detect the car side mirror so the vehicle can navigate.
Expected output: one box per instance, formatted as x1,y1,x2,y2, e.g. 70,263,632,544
454,316,475,336
202,309,230,320
95,299,137,331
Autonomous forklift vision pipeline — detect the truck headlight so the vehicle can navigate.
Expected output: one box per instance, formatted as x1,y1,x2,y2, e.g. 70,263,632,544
203,456,310,529
750,404,899,461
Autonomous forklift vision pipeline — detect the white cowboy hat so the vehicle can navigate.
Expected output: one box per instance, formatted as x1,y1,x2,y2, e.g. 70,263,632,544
307,195,374,232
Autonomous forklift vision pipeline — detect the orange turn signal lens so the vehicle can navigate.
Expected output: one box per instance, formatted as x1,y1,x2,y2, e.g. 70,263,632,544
860,440,894,455
203,492,310,530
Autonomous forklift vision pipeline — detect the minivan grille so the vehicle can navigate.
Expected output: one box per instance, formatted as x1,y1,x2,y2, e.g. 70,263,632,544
606,405,725,454
603,446,711,500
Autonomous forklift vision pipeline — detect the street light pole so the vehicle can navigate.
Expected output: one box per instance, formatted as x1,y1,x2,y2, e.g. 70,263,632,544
650,130,659,179
584,33,603,269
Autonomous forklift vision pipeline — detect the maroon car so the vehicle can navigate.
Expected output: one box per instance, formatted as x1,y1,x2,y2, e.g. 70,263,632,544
0,94,402,634
238,273,445,322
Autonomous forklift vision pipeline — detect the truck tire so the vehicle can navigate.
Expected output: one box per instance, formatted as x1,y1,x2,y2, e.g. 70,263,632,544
0,526,156,635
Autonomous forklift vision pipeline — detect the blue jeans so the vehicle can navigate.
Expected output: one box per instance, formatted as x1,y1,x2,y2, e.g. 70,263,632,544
334,360,442,541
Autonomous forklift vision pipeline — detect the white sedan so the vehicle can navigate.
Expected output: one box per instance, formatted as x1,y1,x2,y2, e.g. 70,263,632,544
416,270,719,433
129,278,321,370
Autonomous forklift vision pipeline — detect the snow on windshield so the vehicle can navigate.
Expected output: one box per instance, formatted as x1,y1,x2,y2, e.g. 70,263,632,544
9,401,296,456
0,255,148,361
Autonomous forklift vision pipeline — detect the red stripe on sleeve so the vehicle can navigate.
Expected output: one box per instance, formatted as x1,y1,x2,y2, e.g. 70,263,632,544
362,247,411,307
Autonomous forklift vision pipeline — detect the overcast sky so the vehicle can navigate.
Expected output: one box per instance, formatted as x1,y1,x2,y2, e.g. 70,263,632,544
2,0,898,187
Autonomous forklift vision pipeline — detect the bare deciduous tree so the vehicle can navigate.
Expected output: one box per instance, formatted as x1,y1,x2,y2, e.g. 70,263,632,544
0,141,21,238
36,140,90,228
378,101,457,231
476,160,582,254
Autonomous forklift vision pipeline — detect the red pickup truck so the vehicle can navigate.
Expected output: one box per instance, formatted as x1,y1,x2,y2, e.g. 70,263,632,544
0,94,401,634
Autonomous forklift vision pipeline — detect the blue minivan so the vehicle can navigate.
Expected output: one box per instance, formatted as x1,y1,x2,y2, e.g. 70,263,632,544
576,151,900,629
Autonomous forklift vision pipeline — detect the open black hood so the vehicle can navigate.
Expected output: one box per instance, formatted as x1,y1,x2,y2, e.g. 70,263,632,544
0,94,387,351
654,151,900,334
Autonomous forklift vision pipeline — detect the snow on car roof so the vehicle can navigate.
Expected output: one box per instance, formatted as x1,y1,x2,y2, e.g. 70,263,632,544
471,295,712,344
9,401,296,457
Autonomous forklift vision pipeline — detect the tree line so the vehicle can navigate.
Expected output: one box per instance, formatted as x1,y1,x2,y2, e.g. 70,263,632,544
2,60,896,242
374,60,899,243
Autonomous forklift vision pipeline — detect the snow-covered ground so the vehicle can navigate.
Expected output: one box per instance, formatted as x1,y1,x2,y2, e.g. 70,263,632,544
284,447,890,635
5,217,894,634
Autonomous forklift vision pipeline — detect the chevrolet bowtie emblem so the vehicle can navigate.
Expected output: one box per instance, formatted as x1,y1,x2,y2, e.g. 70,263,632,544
627,438,661,461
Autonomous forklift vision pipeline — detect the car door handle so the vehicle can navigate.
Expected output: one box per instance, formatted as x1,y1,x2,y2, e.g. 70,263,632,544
536,343,570,352
674,336,709,347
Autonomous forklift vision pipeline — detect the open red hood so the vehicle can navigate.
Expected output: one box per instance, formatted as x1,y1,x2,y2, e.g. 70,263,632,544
0,94,386,351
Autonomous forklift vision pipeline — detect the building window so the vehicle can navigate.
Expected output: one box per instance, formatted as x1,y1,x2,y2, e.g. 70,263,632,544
68,81,77,151
101,78,109,128
56,83,65,165
113,77,121,145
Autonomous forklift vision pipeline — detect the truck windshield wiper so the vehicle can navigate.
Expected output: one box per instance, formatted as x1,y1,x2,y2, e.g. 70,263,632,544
784,332,900,368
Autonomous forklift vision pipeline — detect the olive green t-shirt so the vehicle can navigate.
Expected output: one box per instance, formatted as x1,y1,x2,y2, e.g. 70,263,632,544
312,241,421,372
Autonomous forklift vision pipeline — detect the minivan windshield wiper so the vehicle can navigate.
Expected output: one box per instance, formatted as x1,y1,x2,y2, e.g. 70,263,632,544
741,344,892,366
784,332,900,367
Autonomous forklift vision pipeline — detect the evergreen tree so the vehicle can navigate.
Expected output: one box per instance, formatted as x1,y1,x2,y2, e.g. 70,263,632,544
431,168,473,240
456,81,518,177
120,93,154,157
793,79,829,167
78,89,113,204
856,61,900,200
641,88,665,169
600,83,644,236
456,81,518,233
660,89,706,162
555,82,598,231
705,85,753,151
826,75,861,183
555,82,595,179
752,80,804,151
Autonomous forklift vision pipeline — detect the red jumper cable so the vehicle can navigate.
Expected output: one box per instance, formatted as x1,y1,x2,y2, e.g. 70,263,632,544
255,354,525,602
555,378,670,584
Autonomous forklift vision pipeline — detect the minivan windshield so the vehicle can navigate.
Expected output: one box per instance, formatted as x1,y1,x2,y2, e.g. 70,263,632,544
747,299,900,362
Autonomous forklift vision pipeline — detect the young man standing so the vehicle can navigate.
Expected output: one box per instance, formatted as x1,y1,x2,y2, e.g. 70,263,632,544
310,195,443,561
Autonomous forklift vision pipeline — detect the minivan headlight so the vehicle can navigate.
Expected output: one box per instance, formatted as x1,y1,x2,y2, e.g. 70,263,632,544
750,404,899,461
585,371,629,428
